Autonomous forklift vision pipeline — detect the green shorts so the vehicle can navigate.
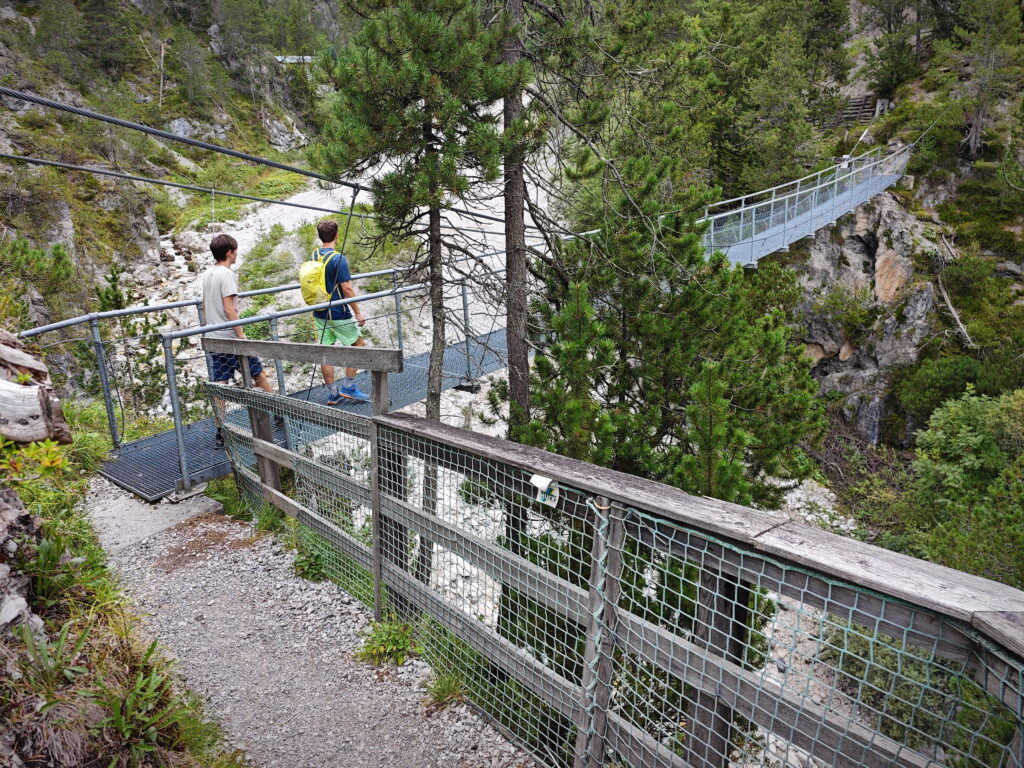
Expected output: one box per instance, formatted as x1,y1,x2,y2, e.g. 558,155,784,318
314,316,361,346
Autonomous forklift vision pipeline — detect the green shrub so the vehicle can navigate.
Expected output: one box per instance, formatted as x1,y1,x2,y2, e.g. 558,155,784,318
811,284,878,346
356,616,419,666
904,389,1024,588
827,623,1017,764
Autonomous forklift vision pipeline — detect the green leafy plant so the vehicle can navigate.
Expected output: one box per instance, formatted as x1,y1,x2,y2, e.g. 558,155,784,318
293,548,325,582
356,616,419,666
92,641,185,762
15,621,90,703
0,437,66,486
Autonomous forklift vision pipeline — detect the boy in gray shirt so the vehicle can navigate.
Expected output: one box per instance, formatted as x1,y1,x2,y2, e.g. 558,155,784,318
202,233,273,444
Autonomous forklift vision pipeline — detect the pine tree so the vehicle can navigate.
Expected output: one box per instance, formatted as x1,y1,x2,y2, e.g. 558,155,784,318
310,0,525,422
952,0,1024,159
518,155,824,509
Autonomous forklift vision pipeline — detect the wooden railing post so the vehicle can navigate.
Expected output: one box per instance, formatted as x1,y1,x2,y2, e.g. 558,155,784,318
370,369,411,620
240,354,280,493
686,565,751,768
573,497,624,768
370,370,388,621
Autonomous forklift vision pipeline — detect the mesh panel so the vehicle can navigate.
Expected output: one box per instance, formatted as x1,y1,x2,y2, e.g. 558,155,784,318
208,381,1024,768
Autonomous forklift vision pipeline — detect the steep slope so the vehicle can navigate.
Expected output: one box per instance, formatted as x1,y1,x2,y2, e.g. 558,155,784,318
0,0,342,332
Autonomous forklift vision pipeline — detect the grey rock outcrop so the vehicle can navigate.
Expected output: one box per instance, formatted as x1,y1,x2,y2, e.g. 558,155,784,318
263,113,307,151
796,192,937,443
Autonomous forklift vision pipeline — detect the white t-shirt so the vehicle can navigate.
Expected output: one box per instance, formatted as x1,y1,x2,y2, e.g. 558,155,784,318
201,264,240,340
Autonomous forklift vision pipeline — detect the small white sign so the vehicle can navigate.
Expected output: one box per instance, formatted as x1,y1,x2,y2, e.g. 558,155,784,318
529,473,559,508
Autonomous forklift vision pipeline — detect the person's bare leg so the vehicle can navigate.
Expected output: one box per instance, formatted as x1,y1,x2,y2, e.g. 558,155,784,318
322,364,334,388
345,335,366,379
255,371,273,394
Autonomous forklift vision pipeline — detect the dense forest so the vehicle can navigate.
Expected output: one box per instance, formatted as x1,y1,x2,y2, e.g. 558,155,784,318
0,1,1023,763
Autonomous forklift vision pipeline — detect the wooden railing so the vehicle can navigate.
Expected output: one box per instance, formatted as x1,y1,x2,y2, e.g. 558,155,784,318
203,337,1024,768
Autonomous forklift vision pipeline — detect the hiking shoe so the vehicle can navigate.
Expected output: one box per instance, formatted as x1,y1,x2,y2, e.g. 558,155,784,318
326,386,342,406
337,383,370,402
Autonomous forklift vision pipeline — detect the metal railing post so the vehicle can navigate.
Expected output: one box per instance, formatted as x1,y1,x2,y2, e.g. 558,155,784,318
162,338,191,490
89,317,120,448
573,497,624,768
196,299,214,381
268,317,294,451
393,274,404,351
461,280,473,382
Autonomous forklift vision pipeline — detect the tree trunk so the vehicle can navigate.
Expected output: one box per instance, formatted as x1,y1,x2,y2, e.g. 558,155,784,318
416,200,445,586
503,0,530,432
426,203,445,422
965,104,987,160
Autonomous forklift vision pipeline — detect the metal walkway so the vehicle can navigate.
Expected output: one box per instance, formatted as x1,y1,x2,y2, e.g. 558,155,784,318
100,329,508,501
701,148,909,266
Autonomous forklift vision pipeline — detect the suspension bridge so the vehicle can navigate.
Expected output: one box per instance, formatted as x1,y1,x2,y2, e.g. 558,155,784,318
6,86,910,500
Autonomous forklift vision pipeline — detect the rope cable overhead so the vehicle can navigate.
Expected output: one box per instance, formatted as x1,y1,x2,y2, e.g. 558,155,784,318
0,151,512,237
0,85,544,232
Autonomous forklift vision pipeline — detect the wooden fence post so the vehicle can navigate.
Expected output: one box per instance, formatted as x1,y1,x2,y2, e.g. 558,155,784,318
573,497,624,768
686,564,751,768
370,369,411,621
240,355,280,493
370,370,388,621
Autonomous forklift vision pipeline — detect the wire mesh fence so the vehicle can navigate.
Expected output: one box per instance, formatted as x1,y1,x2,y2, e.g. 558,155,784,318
209,376,1023,768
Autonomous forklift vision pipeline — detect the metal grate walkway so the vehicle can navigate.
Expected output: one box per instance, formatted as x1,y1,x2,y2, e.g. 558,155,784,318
100,329,509,501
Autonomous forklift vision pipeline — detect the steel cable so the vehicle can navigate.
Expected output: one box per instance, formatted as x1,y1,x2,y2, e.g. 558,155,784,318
0,85,544,231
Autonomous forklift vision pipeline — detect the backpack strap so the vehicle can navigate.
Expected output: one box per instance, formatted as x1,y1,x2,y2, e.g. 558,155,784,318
311,247,338,264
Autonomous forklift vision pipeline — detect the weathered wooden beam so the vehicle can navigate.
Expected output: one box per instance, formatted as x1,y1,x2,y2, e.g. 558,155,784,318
202,337,403,372
207,382,369,437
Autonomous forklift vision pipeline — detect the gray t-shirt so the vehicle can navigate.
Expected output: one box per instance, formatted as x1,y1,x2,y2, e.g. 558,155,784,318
201,265,240,340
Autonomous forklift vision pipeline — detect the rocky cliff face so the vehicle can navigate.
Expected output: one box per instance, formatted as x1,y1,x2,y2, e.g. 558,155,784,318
793,191,938,444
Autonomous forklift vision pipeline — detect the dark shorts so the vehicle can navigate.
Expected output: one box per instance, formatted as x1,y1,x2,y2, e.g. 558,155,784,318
209,352,264,383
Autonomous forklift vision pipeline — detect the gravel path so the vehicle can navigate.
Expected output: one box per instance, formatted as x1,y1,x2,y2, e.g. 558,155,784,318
87,477,533,768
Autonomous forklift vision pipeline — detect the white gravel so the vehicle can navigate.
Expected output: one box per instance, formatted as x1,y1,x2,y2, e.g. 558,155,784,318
87,477,534,768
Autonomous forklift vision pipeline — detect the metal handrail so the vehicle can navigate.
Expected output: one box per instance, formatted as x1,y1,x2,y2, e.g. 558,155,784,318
701,146,904,225
161,284,426,342
17,243,528,340
703,147,884,215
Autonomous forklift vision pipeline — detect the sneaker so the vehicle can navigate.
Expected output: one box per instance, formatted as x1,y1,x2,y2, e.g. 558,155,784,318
326,386,342,406
214,427,225,447
337,383,370,402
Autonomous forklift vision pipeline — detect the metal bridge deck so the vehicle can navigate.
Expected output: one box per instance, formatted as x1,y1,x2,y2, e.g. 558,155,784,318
100,329,509,501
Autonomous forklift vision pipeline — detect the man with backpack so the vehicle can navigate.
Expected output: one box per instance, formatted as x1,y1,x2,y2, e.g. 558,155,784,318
302,220,369,404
